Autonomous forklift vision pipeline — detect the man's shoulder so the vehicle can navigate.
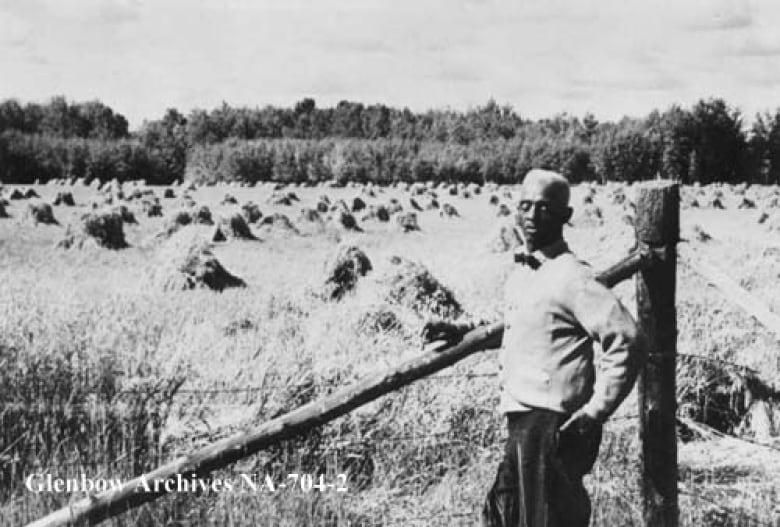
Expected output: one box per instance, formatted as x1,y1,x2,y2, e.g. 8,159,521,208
548,250,593,280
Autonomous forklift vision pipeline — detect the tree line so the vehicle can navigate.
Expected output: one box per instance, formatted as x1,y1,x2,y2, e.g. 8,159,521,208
2,96,780,185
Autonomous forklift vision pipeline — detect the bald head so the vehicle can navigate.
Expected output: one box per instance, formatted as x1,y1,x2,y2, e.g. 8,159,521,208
521,169,570,210
517,169,572,252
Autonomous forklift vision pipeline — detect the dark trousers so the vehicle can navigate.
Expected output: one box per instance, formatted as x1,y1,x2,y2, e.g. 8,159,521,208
482,409,602,527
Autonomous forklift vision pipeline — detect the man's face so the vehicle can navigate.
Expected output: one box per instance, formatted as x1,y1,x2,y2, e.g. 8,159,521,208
517,180,568,252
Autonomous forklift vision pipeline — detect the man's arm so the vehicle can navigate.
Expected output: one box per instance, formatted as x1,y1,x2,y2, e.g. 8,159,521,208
570,276,648,423
421,318,500,349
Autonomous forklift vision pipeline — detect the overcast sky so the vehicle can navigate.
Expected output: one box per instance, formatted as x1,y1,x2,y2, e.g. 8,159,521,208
2,0,780,129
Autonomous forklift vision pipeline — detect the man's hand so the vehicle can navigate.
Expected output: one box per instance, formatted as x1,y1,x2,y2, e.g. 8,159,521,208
420,320,469,347
559,408,600,435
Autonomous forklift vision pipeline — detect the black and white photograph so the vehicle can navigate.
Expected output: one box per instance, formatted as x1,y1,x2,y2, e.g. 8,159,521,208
2,1,780,525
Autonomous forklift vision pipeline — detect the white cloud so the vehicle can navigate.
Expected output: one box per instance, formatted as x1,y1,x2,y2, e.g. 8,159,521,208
0,9,32,46
3,0,780,127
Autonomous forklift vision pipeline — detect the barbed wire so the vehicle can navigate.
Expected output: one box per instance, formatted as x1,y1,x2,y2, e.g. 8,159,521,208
6,410,778,474
0,430,497,470
1,413,643,471
1,371,500,405
2,197,778,526
2,348,768,409
677,352,762,374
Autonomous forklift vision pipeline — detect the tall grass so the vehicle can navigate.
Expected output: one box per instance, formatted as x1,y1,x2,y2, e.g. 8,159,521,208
0,182,778,525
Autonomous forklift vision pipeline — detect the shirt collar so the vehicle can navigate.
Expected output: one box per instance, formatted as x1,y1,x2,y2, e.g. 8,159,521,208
532,239,570,264
515,238,569,267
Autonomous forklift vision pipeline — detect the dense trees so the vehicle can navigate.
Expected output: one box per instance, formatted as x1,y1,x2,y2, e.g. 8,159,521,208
749,110,780,184
0,96,128,140
137,109,189,184
2,95,780,185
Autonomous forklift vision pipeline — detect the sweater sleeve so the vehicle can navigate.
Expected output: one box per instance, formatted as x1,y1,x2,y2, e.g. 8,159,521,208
569,274,647,422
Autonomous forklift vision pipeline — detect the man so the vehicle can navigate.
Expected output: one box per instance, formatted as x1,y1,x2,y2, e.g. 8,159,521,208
422,169,646,527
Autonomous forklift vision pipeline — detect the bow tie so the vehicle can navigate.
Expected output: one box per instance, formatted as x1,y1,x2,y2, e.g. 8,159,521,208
514,252,542,270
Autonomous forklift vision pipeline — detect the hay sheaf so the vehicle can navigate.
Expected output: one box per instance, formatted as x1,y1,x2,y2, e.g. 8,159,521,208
380,257,463,318
151,233,246,292
57,210,128,249
25,202,58,225
192,205,214,225
572,205,604,228
241,202,263,223
330,199,350,214
678,354,780,440
260,213,300,235
351,197,366,212
143,200,163,217
356,305,404,334
334,210,361,231
692,224,712,242
361,205,391,222
298,208,322,224
375,205,391,221
269,193,293,206
440,203,459,217
53,191,75,206
610,189,627,205
212,213,258,241
488,220,524,253
737,197,756,209
396,212,420,232
177,195,197,209
323,245,373,300
388,201,404,215
111,204,137,224
758,211,780,231
410,183,427,195
158,205,214,238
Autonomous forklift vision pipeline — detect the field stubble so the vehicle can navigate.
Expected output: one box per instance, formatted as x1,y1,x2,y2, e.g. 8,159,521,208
0,181,778,525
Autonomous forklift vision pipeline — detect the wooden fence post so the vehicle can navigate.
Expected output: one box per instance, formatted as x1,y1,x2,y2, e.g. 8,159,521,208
635,180,679,527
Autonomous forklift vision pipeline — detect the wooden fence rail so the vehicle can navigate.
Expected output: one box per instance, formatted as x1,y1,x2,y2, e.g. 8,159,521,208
28,181,678,527
28,255,650,526
678,244,780,341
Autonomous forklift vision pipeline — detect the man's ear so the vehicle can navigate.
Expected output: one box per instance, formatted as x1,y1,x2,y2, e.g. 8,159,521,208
561,207,573,224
